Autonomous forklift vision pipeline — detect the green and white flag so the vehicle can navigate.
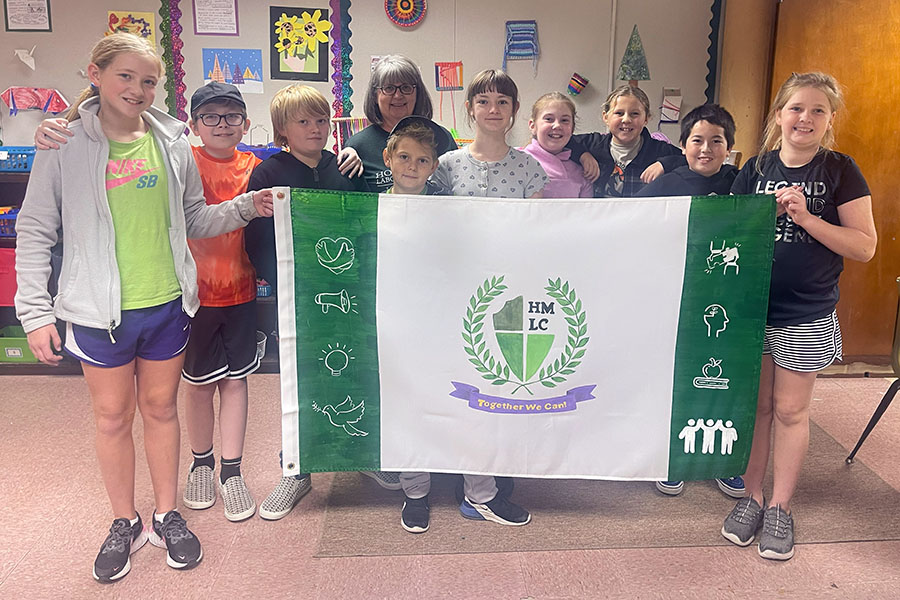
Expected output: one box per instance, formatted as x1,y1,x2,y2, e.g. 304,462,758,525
273,188,774,481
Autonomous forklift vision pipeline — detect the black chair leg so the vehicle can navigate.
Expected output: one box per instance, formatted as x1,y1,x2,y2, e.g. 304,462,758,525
846,379,900,463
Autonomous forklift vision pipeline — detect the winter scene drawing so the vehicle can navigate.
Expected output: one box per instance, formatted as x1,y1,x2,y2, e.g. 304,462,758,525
202,48,264,94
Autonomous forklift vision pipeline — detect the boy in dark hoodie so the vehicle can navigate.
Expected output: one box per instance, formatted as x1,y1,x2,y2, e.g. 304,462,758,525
244,84,366,521
637,104,738,198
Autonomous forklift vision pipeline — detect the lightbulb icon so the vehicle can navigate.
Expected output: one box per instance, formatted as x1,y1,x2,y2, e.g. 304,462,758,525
319,342,354,376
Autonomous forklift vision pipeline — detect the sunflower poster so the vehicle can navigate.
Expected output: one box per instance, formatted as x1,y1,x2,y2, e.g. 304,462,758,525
269,7,331,81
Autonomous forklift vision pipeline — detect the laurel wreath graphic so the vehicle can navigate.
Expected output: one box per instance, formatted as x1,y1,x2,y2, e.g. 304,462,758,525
461,276,589,396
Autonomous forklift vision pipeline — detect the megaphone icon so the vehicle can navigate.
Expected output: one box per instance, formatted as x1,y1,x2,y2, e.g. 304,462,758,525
315,289,351,314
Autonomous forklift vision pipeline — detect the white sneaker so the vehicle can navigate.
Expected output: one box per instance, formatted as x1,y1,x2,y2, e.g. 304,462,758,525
219,475,256,522
259,476,311,520
360,471,402,490
183,465,216,510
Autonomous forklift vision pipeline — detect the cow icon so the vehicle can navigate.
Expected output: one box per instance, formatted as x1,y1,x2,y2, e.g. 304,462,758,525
705,240,741,275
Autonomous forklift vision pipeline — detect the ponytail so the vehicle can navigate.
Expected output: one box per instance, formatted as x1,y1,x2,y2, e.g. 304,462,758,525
66,85,99,122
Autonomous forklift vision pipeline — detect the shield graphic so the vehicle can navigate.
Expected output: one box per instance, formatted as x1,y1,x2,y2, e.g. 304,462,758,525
492,295,554,381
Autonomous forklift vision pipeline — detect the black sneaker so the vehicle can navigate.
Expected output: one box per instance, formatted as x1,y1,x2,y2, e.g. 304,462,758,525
148,510,203,569
466,494,531,526
454,475,515,505
93,514,148,583
400,495,430,533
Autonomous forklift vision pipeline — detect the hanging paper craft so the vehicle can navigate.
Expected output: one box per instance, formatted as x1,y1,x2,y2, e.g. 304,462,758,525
567,73,589,96
270,7,332,81
331,116,370,152
617,25,650,86
1,87,69,116
202,48,264,94
107,11,156,46
660,87,682,123
434,61,463,127
384,0,425,28
434,61,462,91
502,20,539,74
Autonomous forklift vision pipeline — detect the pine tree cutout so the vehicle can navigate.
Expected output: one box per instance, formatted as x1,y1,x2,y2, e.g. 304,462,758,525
617,25,650,86
231,63,245,85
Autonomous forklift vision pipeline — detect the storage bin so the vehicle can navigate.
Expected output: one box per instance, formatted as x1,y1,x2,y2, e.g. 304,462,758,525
0,247,15,306
0,208,18,237
0,325,38,363
0,146,36,172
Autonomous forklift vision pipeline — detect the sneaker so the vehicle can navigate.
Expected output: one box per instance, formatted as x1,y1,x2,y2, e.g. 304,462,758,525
219,475,256,522
655,480,684,496
758,504,795,560
716,476,746,498
400,495,430,533
182,465,216,510
721,496,765,546
360,470,402,491
92,514,148,583
454,476,515,505
259,475,311,520
148,510,203,570
463,494,531,526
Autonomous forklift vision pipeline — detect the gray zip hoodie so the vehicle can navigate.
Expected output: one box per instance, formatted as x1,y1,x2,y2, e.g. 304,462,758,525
14,96,261,335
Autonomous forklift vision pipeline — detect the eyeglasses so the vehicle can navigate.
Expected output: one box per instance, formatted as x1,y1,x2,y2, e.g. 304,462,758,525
196,113,246,127
376,84,416,96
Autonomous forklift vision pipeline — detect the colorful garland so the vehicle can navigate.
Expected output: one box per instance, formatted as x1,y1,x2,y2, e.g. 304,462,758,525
331,0,353,116
329,0,354,151
169,0,187,121
158,1,174,116
158,0,187,120
385,0,426,28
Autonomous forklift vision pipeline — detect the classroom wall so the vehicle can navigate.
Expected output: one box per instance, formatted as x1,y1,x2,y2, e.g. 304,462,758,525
0,1,719,150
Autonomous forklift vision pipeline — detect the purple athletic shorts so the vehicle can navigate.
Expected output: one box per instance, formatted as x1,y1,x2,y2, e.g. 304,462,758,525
64,297,190,368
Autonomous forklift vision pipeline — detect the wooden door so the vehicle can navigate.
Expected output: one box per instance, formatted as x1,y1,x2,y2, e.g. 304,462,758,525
771,0,900,359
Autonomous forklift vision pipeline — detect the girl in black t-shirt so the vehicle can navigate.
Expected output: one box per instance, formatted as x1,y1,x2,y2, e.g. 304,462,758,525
722,73,876,561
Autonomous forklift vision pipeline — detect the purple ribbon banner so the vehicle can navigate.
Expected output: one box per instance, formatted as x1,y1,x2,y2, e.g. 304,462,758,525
449,382,596,414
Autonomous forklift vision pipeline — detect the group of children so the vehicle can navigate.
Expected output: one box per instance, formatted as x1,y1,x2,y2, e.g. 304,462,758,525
17,33,876,582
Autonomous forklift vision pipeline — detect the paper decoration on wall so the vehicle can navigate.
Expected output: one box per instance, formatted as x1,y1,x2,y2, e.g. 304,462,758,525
660,87,682,123
248,124,271,146
384,0,426,28
503,20,539,74
617,25,650,86
435,61,462,91
202,48,264,94
434,61,462,127
270,7,332,81
331,116,369,152
107,11,156,46
158,0,187,120
567,72,588,96
13,46,36,70
1,87,69,116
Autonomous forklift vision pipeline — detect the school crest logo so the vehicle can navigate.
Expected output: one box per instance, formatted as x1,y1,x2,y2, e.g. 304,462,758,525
450,276,596,414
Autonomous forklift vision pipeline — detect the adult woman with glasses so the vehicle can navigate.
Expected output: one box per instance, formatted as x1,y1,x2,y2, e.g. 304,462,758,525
344,55,458,193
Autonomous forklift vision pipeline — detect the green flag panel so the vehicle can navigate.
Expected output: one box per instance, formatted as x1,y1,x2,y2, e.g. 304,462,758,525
668,194,775,480
291,189,381,472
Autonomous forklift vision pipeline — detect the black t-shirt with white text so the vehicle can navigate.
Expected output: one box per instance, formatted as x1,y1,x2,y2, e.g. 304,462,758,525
731,150,869,326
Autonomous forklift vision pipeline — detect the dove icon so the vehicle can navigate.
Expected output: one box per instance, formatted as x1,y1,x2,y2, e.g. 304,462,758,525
315,237,355,274
321,395,368,436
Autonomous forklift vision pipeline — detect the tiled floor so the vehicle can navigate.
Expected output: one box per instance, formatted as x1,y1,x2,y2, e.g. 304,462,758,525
1,374,898,599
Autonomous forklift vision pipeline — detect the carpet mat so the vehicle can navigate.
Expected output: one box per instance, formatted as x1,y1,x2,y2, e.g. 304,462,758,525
315,421,900,557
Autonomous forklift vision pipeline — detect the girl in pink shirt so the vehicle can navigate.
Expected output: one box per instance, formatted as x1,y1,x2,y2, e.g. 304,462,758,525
522,92,593,198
